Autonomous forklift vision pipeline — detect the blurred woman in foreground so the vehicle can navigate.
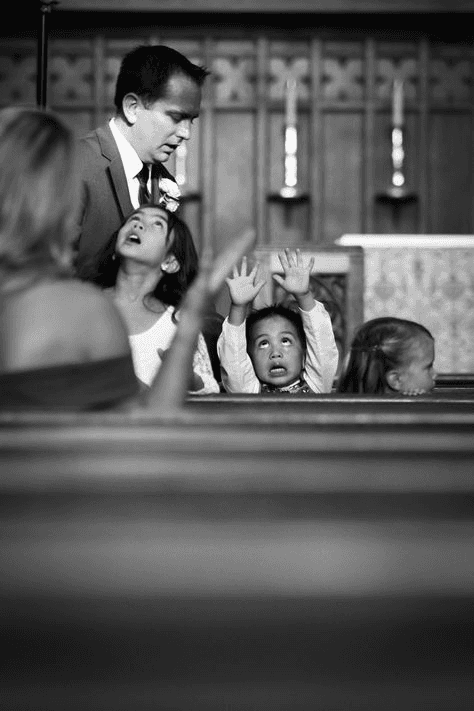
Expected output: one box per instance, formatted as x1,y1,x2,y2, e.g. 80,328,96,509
0,106,252,411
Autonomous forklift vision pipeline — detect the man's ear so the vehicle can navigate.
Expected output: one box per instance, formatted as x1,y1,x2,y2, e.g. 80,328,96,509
122,93,140,125
161,254,180,274
386,369,402,391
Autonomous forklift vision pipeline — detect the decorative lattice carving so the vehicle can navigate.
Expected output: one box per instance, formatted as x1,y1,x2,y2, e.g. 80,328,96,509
0,53,36,104
322,58,364,101
430,58,471,102
49,55,93,103
276,274,347,366
213,57,255,104
269,57,309,102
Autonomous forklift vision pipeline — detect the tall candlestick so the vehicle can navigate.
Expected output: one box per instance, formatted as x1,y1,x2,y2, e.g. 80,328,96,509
285,77,297,127
392,79,404,127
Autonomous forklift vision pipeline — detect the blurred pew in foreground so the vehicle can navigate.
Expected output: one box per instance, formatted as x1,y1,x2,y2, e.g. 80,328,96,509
0,398,473,710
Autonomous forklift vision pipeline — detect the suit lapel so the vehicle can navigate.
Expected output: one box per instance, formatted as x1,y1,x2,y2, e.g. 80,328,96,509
96,125,133,220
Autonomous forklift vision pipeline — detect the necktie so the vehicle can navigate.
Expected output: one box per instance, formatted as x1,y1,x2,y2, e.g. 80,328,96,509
137,164,151,205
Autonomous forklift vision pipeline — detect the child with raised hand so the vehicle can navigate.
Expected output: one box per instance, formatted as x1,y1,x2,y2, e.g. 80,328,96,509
217,248,339,394
337,316,436,395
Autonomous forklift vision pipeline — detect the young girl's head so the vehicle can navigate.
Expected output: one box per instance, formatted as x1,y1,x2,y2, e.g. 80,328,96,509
82,204,198,307
337,317,436,395
246,304,307,388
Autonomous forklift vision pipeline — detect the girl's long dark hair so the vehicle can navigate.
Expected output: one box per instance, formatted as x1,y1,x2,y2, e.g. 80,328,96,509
337,316,433,394
78,204,199,310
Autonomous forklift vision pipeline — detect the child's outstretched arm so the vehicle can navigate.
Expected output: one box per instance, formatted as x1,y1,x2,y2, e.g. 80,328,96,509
145,228,256,411
217,256,266,394
227,257,266,326
274,248,339,393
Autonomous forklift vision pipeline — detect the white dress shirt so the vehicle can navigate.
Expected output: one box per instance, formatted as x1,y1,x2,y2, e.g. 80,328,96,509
109,118,150,209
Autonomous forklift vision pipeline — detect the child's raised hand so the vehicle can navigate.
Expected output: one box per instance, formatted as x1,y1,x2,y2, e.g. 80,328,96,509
273,248,315,297
226,256,265,307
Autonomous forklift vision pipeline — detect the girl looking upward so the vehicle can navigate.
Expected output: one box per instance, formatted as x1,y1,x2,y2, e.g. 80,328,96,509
217,249,338,394
82,204,220,394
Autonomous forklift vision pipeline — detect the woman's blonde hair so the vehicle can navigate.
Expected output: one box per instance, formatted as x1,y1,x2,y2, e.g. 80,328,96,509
0,106,79,284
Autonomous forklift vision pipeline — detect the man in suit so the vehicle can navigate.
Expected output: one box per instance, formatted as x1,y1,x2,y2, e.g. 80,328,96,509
74,44,209,274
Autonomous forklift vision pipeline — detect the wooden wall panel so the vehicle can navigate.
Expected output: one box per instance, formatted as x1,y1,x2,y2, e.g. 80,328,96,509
429,114,473,234
323,114,364,243
56,0,474,12
214,112,254,248
1,22,473,259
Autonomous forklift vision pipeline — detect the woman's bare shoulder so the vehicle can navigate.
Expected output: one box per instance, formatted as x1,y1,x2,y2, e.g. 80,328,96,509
45,279,130,351
1,278,131,369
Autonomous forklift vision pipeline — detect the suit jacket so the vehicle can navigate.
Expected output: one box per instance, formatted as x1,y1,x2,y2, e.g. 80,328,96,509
74,122,176,276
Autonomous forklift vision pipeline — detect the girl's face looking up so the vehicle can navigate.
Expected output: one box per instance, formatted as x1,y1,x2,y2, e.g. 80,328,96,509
394,336,436,394
116,206,173,267
248,314,304,387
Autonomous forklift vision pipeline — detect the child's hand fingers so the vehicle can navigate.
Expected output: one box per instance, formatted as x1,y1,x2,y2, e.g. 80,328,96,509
307,256,315,273
278,250,289,271
239,255,248,277
248,261,261,282
284,248,296,268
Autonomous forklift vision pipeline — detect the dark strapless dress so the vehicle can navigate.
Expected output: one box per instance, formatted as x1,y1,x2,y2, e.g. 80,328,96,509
0,355,139,411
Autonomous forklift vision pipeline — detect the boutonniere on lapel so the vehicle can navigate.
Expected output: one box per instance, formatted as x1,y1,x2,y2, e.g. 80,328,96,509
158,178,181,213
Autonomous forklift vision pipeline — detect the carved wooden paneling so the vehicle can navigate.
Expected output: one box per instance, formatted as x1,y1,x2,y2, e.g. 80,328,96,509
56,0,474,11
1,27,473,253
429,114,473,234
0,45,36,105
324,114,364,243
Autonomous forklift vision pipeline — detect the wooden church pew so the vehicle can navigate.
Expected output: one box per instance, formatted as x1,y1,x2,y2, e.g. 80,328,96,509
0,402,473,710
434,373,474,389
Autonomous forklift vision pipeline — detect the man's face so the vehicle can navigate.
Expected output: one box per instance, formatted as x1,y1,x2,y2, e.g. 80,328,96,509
133,73,202,164
248,315,304,388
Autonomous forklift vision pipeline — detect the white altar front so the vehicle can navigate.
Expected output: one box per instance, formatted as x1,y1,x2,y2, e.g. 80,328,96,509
335,235,474,373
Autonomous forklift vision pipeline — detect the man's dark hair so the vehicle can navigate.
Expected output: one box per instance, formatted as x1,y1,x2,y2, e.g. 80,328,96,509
114,44,209,111
245,303,307,353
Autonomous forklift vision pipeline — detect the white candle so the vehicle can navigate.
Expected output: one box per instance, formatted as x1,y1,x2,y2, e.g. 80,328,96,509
175,142,187,187
285,77,297,127
392,79,404,127
284,125,298,188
